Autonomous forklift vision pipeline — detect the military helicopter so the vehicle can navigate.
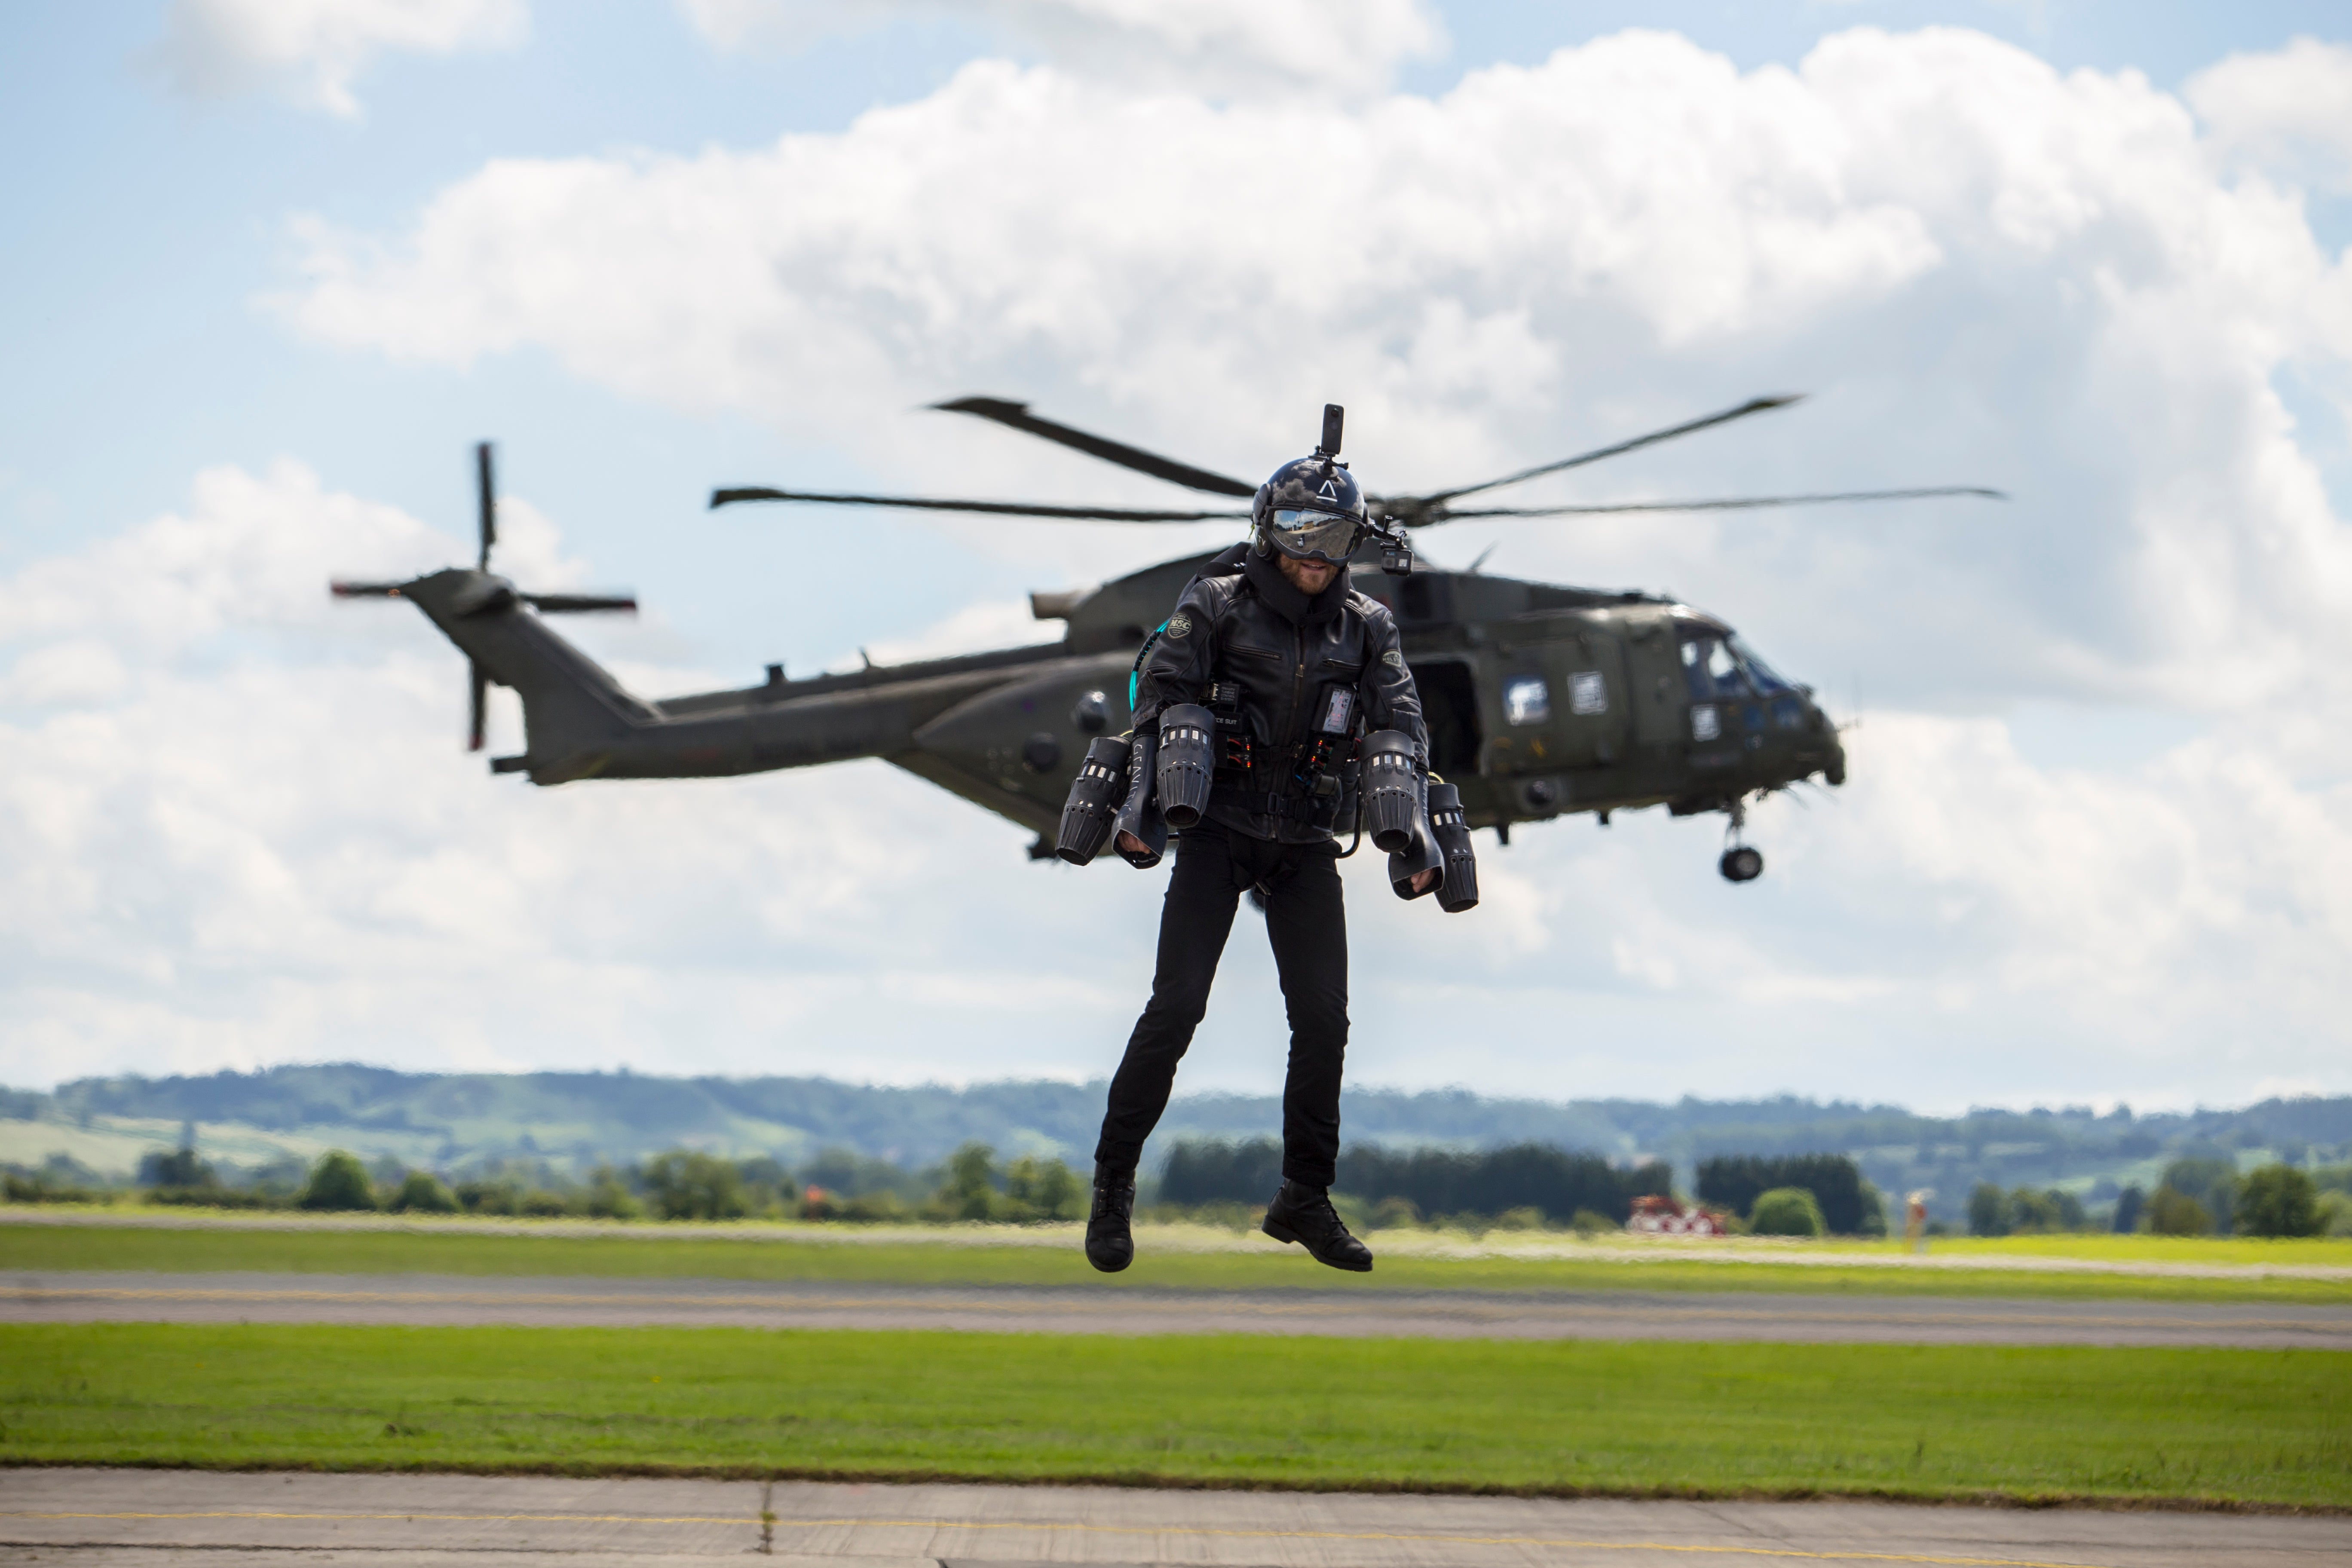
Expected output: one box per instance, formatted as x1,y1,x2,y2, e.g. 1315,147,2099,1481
331,397,1997,880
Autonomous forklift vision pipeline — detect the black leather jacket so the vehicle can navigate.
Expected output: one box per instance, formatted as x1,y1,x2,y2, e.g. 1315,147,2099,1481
1133,544,1428,845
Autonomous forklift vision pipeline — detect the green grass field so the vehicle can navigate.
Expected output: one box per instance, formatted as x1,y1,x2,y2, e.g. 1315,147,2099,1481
6,1215,2347,1303
1863,1234,2352,1267
2,1324,2343,1507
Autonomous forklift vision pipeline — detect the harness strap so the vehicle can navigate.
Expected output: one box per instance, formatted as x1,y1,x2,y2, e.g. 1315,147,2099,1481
1210,784,1329,824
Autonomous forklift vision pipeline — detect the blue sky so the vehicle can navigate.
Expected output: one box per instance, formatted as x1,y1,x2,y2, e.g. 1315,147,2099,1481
3,1,2349,1112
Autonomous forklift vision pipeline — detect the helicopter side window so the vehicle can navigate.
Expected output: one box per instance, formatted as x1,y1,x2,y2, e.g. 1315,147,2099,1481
1680,636,1749,700
1503,675,1550,726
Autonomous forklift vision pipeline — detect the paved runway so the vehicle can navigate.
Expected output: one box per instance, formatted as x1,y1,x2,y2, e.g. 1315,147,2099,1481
6,1270,2349,1346
1,1469,2339,1568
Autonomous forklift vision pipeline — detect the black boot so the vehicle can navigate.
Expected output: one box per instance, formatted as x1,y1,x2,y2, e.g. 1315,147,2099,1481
1085,1173,1136,1273
1262,1179,1372,1272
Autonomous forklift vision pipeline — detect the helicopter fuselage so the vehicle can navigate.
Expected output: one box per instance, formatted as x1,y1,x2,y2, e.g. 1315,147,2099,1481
381,548,1842,859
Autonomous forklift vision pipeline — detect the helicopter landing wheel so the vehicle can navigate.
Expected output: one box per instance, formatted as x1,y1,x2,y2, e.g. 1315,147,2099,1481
1718,796,1763,882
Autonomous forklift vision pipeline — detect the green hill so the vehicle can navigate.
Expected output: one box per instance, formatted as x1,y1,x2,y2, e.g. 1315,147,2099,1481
4,1066,2346,1228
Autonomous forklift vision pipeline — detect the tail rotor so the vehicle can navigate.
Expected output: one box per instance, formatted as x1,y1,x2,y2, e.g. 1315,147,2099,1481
476,441,496,571
329,440,638,753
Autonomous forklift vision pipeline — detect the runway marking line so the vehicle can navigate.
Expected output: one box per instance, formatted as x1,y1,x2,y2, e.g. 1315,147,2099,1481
5,1285,2344,1335
0,1509,2116,1567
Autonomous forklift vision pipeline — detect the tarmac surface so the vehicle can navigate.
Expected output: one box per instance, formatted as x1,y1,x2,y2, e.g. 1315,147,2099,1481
1,1470,2341,1568
6,1270,2350,1346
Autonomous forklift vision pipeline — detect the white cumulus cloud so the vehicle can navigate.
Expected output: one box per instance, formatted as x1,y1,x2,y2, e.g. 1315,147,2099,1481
2188,36,2352,193
153,0,528,118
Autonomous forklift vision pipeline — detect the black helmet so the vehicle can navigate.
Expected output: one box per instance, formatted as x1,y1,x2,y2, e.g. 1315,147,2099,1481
1251,404,1367,563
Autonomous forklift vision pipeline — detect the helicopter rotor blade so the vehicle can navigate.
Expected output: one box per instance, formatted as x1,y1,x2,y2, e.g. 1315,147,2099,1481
467,660,488,753
930,396,1258,498
1406,395,1805,509
475,441,496,571
520,592,639,614
710,487,1249,524
1436,486,2006,521
329,580,409,598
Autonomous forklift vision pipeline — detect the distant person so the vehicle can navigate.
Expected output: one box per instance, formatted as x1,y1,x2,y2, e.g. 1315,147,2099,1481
1086,426,1433,1274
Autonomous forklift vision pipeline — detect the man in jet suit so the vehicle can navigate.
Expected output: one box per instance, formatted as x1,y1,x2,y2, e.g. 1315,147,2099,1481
1086,431,1433,1274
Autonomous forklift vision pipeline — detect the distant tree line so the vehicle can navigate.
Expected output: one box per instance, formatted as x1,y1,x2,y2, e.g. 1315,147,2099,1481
1342,1143,1672,1225
1985,1157,2342,1239
2,1137,1087,1225
11,1126,2349,1240
1162,1138,1674,1226
1161,1141,1914,1236
1695,1155,1880,1235
1965,1182,2089,1236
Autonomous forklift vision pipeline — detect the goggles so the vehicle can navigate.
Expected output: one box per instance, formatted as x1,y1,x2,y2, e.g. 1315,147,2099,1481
1265,507,1362,561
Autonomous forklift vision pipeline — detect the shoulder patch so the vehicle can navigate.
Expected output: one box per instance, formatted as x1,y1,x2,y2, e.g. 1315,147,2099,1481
1165,612,1193,638
1381,648,1405,668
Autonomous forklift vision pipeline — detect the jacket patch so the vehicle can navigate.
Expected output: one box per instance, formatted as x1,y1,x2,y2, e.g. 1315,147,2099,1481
1165,612,1193,638
1381,649,1405,668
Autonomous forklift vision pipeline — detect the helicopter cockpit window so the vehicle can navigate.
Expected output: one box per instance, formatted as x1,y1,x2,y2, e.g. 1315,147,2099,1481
1503,675,1550,726
1680,635,1747,700
1728,636,1792,695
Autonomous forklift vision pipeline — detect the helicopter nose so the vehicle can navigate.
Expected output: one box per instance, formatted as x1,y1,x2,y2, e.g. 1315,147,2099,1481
1817,706,1847,787
1780,688,1845,787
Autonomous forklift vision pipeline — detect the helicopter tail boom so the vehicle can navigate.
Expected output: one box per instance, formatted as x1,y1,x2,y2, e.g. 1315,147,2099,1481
370,567,1082,791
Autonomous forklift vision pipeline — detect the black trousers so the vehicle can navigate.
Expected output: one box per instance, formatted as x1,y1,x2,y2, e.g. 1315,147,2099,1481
1094,821,1349,1190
